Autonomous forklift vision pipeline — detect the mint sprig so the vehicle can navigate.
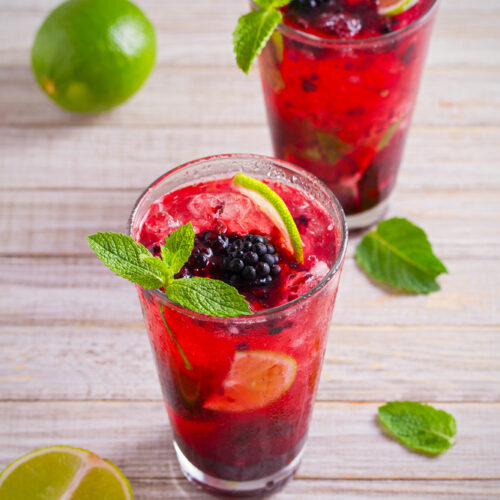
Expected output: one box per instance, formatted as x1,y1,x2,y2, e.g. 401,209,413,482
167,278,252,318
233,0,291,74
88,224,251,317
378,401,457,455
355,218,447,294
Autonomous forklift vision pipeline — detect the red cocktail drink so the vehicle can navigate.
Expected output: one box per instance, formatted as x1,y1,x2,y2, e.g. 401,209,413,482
129,155,347,496
258,0,439,227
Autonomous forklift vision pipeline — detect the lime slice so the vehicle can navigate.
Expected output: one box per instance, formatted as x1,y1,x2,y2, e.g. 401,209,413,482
377,0,419,16
0,446,133,500
203,350,297,412
232,173,304,263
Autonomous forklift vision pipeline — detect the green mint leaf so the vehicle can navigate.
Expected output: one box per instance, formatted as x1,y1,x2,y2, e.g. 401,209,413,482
162,222,195,274
378,401,457,455
166,278,252,318
255,0,292,8
140,254,174,285
88,232,167,289
355,217,447,294
233,8,283,74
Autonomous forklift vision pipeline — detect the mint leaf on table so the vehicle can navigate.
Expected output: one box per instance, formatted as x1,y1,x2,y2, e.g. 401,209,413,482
161,222,195,274
355,218,447,294
233,1,290,74
87,232,168,289
166,278,252,318
378,401,457,455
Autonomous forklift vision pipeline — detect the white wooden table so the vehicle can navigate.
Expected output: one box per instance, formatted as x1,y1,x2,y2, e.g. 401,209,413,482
1,0,499,498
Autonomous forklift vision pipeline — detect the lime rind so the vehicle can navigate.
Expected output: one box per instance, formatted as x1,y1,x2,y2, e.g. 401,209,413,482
378,0,419,16
203,350,297,413
233,173,304,263
0,445,132,500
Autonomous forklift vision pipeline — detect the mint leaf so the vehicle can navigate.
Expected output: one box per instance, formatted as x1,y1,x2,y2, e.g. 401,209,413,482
162,222,195,274
166,278,252,317
355,218,447,294
255,0,291,7
88,232,167,289
233,8,283,74
140,254,174,285
378,401,457,455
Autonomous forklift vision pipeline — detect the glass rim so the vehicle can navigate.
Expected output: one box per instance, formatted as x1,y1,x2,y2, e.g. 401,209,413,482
255,0,440,47
128,153,348,323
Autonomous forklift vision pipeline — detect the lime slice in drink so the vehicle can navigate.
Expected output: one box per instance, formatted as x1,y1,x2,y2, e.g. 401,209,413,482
377,0,419,16
0,446,133,500
232,173,304,263
203,350,297,412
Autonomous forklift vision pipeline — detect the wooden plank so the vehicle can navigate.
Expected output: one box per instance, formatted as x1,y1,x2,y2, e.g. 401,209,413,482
2,255,498,327
1,66,499,127
1,257,498,328
0,188,498,257
0,0,499,69
0,402,498,480
1,126,499,191
131,478,500,499
0,323,498,402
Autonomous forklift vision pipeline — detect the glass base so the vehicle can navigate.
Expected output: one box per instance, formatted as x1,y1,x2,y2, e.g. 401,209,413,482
173,440,306,498
346,199,389,230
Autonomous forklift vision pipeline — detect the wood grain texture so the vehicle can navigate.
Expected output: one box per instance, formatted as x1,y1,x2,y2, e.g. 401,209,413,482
131,479,500,499
1,126,499,190
1,402,499,480
0,323,498,402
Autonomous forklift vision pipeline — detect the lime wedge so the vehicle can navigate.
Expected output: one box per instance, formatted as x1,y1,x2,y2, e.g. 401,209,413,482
232,173,304,263
0,446,132,500
203,350,297,412
377,0,419,15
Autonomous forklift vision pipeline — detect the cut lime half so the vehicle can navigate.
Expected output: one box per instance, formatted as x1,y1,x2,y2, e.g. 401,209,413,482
0,446,133,500
232,173,304,263
377,0,419,15
204,350,297,412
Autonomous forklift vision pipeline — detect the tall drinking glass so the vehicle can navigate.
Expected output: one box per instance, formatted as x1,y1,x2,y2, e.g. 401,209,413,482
258,1,440,228
129,155,347,496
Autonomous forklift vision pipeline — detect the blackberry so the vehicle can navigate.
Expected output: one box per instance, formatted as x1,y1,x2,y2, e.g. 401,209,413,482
291,0,330,10
175,229,282,288
221,233,281,287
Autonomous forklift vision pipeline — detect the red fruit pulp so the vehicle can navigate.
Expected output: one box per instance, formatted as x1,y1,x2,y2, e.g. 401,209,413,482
259,0,438,216
134,177,343,483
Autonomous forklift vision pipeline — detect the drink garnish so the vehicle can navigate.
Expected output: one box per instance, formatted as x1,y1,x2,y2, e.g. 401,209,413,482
378,402,457,455
233,173,304,263
355,217,447,294
88,223,251,317
233,0,292,74
0,446,133,499
377,0,419,16
203,350,297,412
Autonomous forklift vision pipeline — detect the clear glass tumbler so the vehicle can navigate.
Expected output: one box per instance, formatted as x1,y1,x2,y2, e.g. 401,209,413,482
129,154,347,496
258,1,440,228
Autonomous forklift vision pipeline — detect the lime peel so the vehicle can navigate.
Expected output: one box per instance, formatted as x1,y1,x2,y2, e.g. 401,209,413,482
377,0,419,16
232,173,304,263
203,350,297,413
0,445,133,500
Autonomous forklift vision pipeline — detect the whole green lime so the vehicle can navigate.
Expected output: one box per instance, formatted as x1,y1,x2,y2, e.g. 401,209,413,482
31,0,156,113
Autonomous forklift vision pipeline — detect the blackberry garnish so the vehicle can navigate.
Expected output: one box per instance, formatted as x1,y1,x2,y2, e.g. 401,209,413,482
172,230,282,288
221,233,281,288
291,0,330,10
